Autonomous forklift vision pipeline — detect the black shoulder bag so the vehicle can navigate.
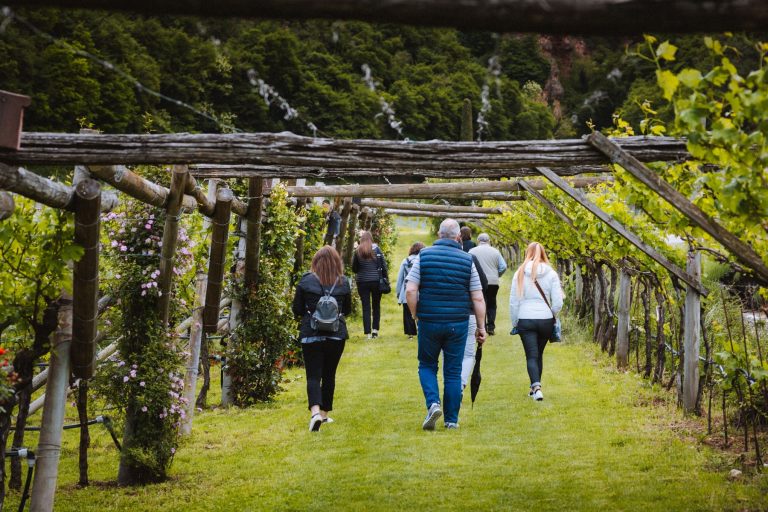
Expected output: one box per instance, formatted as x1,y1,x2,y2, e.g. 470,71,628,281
376,248,391,294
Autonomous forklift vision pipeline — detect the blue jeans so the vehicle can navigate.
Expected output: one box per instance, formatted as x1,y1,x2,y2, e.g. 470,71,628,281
417,319,469,424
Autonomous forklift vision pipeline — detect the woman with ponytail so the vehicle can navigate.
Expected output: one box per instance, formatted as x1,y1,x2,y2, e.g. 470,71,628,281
509,242,563,401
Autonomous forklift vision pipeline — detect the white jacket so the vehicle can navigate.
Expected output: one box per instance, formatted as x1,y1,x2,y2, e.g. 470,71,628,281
509,262,563,327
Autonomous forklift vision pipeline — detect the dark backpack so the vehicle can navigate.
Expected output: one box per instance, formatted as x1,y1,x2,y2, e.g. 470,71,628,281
310,275,341,333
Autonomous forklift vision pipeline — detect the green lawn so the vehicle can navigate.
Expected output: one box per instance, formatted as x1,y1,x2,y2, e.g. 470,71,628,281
7,222,768,511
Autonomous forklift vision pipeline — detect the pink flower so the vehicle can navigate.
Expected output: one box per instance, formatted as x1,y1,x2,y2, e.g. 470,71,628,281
140,381,145,387
123,376,129,383
145,224,152,230
120,245,128,252
141,406,148,412
110,240,118,248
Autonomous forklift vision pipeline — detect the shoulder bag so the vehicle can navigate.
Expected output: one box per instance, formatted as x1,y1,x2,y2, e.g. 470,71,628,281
375,248,391,294
533,280,562,343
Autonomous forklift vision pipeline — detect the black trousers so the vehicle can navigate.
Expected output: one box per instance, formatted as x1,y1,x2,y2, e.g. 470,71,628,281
402,304,417,335
485,284,499,332
517,318,555,386
357,280,382,334
302,339,346,411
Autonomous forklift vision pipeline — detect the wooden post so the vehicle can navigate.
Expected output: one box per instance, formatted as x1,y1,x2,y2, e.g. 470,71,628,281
683,250,702,413
335,198,352,254
0,190,14,220
616,267,632,369
203,187,233,333
244,178,264,289
181,272,206,435
223,215,247,406
535,166,708,296
158,166,188,324
71,179,101,379
29,294,72,512
588,132,768,284
358,207,370,234
344,203,360,266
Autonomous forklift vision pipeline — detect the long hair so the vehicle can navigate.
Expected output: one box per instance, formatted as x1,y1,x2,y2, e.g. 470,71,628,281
311,246,344,286
408,241,425,256
460,226,472,242
356,230,374,260
516,242,551,296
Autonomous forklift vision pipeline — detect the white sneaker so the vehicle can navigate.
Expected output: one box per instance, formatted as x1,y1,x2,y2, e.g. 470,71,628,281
366,333,373,339
533,388,544,401
309,413,323,432
422,403,442,430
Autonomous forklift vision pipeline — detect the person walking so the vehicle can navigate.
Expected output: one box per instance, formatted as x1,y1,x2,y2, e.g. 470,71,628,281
469,233,507,335
322,199,341,246
406,219,487,430
460,226,476,252
461,253,488,392
352,230,387,339
509,242,563,402
396,241,425,339
292,246,352,431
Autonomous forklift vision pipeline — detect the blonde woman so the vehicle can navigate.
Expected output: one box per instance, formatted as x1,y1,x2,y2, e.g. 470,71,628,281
509,242,563,401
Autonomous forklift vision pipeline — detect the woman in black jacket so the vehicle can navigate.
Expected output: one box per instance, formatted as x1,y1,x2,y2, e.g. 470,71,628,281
352,230,387,339
292,246,352,431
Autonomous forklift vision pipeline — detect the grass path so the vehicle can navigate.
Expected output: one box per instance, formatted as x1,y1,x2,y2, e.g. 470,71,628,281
8,224,768,511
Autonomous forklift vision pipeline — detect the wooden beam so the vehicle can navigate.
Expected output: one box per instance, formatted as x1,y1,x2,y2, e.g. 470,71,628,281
535,166,708,296
616,267,632,370
285,177,612,198
683,250,702,414
383,208,489,219
244,178,264,289
0,190,14,220
588,131,768,284
335,198,352,254
10,1,768,35
6,132,687,171
0,163,117,212
514,180,574,227
71,178,101,379
361,199,501,214
203,188,234,333
157,166,188,325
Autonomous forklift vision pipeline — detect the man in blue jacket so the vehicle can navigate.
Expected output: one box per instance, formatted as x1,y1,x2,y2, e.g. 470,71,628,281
406,219,487,430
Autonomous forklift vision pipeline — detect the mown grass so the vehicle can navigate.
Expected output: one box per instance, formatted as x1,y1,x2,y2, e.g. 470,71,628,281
6,222,768,511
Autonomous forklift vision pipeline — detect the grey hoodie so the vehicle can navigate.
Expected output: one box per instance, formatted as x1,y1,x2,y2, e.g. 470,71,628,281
509,262,563,327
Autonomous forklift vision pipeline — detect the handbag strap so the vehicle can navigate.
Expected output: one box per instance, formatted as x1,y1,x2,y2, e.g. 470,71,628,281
533,279,555,317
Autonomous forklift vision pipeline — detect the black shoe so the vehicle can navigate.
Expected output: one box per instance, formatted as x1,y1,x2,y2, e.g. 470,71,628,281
371,330,379,339
487,329,495,336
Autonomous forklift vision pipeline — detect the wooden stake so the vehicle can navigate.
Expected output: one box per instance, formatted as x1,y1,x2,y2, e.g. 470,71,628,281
536,166,708,296
344,204,360,266
335,198,352,254
181,272,206,435
157,166,188,325
244,178,264,289
683,250,702,413
616,267,632,369
71,178,101,379
203,187,234,332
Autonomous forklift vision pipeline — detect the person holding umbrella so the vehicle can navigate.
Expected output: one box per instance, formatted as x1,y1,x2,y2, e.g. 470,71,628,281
461,253,488,396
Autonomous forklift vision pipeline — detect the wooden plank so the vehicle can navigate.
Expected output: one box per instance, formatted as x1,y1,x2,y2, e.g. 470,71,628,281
361,199,502,214
71,178,101,379
203,188,234,333
683,250,702,413
10,0,768,34
588,131,768,284
383,208,489,219
244,178,264,289
285,177,611,198
517,180,574,227
157,166,188,325
6,132,686,171
536,166,708,296
616,267,632,370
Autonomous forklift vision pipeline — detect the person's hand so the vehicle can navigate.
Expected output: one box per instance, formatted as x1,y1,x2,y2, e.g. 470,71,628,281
476,327,487,345
510,326,518,335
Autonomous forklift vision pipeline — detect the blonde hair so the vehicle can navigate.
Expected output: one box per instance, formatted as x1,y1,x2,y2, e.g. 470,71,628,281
516,242,551,297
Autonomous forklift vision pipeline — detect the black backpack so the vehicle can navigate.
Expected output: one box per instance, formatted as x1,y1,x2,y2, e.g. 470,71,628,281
310,274,341,333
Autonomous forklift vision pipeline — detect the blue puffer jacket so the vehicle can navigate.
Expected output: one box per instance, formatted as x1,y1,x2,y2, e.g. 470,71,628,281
417,239,473,323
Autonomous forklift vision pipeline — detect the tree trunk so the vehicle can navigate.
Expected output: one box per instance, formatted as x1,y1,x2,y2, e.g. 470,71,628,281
642,279,653,379
653,287,666,384
195,333,210,410
77,380,90,486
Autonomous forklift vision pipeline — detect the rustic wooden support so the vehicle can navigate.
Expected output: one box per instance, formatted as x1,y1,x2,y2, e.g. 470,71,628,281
383,208,490,219
184,173,215,217
285,176,611,198
203,187,234,333
344,203,360,266
29,293,72,512
358,207,370,233
0,163,117,212
361,199,502,214
293,198,308,276
0,190,14,220
8,132,686,172
588,131,768,284
683,250,702,414
518,180,574,227
222,214,247,406
157,166,188,325
536,166,708,296
71,179,101,379
14,0,768,35
335,198,352,254
181,272,206,435
616,267,632,369
244,178,264,289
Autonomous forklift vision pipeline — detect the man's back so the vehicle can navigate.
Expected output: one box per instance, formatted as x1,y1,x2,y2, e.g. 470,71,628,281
469,244,502,285
411,239,473,323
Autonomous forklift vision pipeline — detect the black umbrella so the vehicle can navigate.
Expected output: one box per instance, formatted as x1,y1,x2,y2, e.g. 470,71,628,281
470,345,483,406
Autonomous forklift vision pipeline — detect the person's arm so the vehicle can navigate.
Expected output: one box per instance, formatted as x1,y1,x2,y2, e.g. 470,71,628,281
550,272,564,316
498,253,507,277
341,288,353,316
351,252,360,273
331,211,341,237
509,271,521,328
395,260,407,301
469,263,487,344
406,281,419,320
291,282,305,318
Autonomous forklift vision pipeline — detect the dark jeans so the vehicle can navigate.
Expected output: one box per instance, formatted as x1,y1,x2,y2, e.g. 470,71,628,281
417,319,468,424
302,339,346,411
485,284,499,332
402,304,417,335
358,280,382,334
518,318,555,387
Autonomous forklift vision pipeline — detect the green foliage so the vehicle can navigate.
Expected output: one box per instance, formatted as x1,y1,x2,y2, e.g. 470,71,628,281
226,184,299,405
298,202,326,277
369,211,397,270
